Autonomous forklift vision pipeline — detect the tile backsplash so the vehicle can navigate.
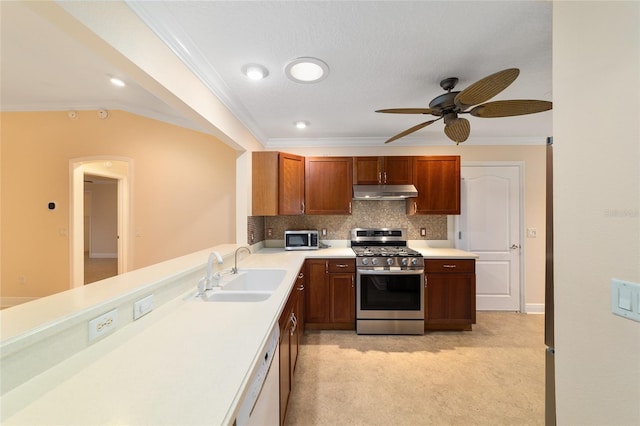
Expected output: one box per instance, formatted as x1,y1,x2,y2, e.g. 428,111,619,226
248,200,447,244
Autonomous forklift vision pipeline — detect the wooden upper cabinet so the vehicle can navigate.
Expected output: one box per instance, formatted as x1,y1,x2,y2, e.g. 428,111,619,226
252,151,305,216
353,156,413,185
407,156,460,215
305,157,353,215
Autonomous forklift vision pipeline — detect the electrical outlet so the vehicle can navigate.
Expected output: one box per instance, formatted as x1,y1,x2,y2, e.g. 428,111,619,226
89,309,118,341
322,228,327,236
527,227,537,238
420,228,427,237
133,295,154,320
267,228,273,238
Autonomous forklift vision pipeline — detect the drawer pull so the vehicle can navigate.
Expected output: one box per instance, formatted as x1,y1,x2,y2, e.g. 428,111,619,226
336,264,349,268
443,264,457,268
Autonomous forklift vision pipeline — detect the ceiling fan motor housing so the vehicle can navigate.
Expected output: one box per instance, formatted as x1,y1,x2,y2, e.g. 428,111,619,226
428,91,460,113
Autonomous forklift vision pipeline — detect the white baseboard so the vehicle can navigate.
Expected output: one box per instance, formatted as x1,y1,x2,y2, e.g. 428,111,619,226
526,303,545,314
1,297,39,309
89,252,117,259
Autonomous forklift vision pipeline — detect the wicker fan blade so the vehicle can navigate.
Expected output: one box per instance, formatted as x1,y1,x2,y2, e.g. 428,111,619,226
444,117,470,143
470,100,553,117
384,119,439,144
454,68,520,110
376,108,441,116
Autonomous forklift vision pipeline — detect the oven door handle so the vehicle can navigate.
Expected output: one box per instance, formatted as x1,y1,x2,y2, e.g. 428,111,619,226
358,268,424,275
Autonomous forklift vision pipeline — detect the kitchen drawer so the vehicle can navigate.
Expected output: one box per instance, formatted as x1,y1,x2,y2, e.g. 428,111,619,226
327,259,355,273
425,259,475,273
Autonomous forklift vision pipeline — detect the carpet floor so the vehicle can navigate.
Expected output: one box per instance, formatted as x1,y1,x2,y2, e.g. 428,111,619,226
285,312,545,426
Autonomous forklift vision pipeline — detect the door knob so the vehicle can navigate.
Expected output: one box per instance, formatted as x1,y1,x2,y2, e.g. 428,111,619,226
511,244,520,249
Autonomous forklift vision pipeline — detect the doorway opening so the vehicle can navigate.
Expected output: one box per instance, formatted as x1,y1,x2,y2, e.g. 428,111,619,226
70,158,131,288
84,175,118,284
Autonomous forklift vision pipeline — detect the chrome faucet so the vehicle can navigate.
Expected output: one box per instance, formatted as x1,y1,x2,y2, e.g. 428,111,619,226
232,246,251,274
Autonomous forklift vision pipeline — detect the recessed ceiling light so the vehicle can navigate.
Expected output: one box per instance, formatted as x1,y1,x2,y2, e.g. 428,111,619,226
242,63,269,80
285,57,329,83
109,77,125,87
294,121,309,129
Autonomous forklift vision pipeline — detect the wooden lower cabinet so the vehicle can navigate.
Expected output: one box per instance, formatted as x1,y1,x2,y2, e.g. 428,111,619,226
425,259,476,331
305,259,355,330
279,267,305,425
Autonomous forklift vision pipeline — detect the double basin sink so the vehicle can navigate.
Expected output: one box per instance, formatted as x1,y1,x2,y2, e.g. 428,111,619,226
196,269,287,302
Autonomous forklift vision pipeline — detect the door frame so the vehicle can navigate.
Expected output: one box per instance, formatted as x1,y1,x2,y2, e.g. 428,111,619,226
455,161,525,312
70,157,132,288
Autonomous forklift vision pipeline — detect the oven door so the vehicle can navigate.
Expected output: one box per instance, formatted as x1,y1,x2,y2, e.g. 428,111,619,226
356,268,424,320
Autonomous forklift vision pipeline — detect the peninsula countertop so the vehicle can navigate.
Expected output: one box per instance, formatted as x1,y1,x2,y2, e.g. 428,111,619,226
1,244,477,425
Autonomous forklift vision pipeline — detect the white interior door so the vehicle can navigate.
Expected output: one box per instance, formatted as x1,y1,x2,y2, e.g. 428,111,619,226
456,163,522,311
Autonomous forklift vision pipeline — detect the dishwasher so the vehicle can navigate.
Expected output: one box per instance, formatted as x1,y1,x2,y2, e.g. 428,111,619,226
235,325,280,426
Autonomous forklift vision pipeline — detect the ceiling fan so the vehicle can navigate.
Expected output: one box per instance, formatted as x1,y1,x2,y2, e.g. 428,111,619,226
376,68,552,145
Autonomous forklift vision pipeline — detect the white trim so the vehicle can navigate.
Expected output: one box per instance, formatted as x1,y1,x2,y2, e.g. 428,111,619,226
264,136,547,149
70,157,132,288
526,303,545,314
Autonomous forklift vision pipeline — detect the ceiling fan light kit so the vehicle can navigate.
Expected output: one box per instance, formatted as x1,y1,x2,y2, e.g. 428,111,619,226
376,67,552,144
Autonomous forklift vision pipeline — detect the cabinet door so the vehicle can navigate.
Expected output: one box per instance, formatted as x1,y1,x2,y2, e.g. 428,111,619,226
329,273,355,324
252,151,279,216
408,156,460,215
383,156,413,185
305,259,329,323
305,157,353,215
295,268,306,339
278,305,292,424
353,157,382,184
425,260,476,326
279,152,305,215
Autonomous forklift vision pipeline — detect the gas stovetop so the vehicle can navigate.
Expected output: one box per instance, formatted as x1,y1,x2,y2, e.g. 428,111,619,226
350,228,424,268
352,246,422,257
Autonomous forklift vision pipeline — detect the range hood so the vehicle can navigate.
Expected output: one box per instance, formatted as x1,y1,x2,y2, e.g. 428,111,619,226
352,184,418,200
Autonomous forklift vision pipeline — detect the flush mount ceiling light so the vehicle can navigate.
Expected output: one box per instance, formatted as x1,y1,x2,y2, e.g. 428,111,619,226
242,63,269,80
285,57,329,83
294,121,309,129
109,77,125,87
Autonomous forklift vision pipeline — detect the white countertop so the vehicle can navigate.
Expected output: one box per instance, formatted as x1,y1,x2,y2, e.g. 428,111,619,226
1,244,476,425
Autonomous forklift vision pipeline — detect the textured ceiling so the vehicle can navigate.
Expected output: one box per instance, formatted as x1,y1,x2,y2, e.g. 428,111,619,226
1,1,552,147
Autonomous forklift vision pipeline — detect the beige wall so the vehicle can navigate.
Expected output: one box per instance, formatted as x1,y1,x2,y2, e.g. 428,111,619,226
277,144,546,308
1,110,237,299
554,2,640,424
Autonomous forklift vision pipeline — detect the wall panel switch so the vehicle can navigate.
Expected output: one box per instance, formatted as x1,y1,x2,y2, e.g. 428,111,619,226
133,294,154,320
611,279,640,322
89,309,118,341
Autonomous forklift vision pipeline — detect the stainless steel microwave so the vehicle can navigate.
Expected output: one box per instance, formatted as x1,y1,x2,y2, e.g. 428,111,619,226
284,230,319,250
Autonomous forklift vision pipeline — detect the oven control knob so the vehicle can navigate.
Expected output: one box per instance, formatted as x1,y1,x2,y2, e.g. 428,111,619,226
401,258,408,266
361,258,369,265
386,258,394,266
411,258,419,266
371,258,378,265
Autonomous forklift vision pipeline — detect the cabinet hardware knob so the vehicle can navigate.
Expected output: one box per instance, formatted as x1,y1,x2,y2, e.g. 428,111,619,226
298,273,304,279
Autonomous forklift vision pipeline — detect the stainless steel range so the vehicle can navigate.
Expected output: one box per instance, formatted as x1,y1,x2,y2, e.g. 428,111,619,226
351,228,425,335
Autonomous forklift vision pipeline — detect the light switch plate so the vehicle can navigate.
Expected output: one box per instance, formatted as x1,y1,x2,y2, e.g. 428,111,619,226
133,294,154,320
611,279,640,322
